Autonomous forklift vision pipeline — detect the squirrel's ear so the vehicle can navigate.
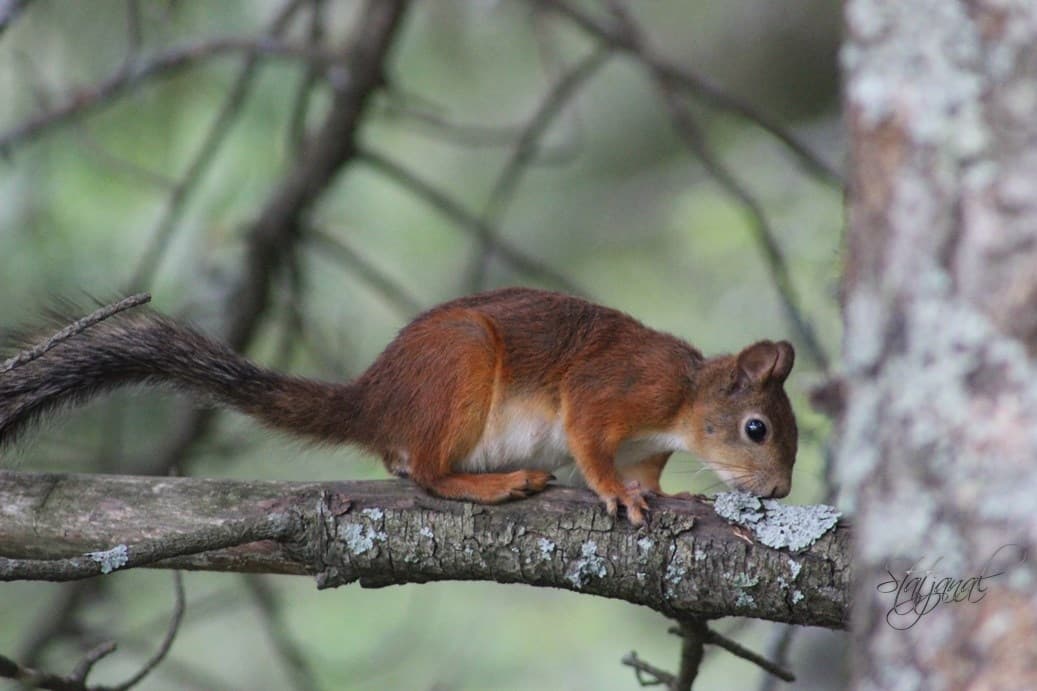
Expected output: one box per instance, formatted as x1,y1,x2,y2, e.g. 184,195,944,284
772,340,795,383
736,340,795,386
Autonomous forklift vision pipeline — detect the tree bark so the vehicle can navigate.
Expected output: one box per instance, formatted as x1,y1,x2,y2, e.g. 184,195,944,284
841,0,1037,687
0,470,850,629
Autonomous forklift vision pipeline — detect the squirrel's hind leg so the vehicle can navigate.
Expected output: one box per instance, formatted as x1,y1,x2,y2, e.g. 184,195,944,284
388,308,553,503
418,470,554,503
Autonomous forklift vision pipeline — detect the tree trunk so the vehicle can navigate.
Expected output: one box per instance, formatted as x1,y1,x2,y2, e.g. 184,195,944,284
841,0,1037,686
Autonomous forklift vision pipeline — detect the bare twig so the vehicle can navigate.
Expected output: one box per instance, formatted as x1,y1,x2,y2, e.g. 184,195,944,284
71,122,177,190
706,629,795,683
70,642,117,685
466,45,610,291
535,0,844,186
529,8,590,167
244,575,319,691
622,651,676,688
0,293,151,375
1,574,185,690
270,254,353,377
272,246,309,369
358,147,585,295
668,623,796,683
0,511,300,582
315,587,438,687
674,619,708,691
0,36,342,154
130,586,244,638
660,88,829,371
381,77,581,157
121,0,144,71
308,228,423,317
103,638,235,691
128,0,307,289
597,3,829,371
18,582,99,666
380,97,528,147
286,0,328,155
1,646,116,691
757,625,797,691
111,571,186,690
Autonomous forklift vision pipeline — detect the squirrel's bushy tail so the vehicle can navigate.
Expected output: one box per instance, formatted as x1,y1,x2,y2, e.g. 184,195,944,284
0,310,369,448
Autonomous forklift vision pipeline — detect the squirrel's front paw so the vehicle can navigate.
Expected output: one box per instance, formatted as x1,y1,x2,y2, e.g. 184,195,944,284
603,482,650,526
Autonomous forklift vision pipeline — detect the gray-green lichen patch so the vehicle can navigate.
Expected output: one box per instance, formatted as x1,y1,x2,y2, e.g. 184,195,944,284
87,544,129,574
714,492,841,552
339,522,387,555
730,572,760,589
665,559,688,586
735,591,756,608
566,540,607,588
714,492,765,524
537,537,555,560
568,539,605,585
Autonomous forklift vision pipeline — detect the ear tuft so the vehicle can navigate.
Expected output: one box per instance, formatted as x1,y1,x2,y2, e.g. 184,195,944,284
736,340,795,386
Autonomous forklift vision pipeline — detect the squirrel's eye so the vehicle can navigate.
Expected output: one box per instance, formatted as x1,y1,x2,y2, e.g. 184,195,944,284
745,418,767,443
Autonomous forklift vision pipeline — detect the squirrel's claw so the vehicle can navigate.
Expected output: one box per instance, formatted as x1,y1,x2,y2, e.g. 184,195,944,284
602,482,650,526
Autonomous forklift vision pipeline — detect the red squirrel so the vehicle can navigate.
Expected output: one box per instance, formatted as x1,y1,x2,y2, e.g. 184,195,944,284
0,287,797,524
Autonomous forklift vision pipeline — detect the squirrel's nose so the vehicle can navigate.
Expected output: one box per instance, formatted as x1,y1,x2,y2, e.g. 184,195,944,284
765,480,790,499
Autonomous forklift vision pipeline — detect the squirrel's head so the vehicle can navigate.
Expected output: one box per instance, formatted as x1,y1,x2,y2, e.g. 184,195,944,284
687,340,797,498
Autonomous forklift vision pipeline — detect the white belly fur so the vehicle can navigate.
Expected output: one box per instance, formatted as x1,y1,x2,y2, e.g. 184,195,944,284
460,398,570,473
458,396,685,486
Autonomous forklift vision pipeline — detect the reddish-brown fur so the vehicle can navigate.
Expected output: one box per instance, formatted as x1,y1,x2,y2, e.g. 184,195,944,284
300,288,798,524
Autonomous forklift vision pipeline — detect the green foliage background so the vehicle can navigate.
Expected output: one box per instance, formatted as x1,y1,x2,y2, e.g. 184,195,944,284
1,1,846,689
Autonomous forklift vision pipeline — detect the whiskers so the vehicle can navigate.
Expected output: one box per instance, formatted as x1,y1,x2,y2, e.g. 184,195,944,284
665,457,762,495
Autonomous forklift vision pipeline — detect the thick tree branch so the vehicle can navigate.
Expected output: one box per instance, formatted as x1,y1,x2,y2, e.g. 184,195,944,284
0,470,849,628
